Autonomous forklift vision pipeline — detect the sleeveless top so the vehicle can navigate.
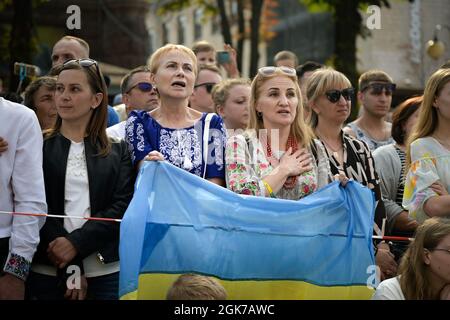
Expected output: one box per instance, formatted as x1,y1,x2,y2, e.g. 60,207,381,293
345,122,394,151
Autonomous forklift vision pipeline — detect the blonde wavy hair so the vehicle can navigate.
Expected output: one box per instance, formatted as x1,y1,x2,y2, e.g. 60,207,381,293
398,217,450,300
406,68,450,167
247,68,314,147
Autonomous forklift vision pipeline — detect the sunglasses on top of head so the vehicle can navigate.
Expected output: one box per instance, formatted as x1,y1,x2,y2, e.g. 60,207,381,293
258,66,297,77
126,82,153,94
63,58,102,80
194,82,217,94
362,82,396,95
325,88,355,103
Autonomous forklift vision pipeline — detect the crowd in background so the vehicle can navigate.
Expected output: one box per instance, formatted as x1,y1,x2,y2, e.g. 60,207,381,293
1,35,450,300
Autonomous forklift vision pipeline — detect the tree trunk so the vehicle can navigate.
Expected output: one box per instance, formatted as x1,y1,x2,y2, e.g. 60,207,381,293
334,0,361,122
8,0,34,92
237,0,245,72
216,0,233,46
250,0,264,77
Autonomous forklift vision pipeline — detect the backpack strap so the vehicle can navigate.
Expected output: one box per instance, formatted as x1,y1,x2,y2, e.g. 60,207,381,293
202,113,214,179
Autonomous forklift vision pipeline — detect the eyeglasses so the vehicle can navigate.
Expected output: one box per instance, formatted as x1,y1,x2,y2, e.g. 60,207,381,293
361,82,396,95
63,58,102,81
325,88,355,103
433,248,450,254
194,82,217,94
126,82,153,94
258,66,297,77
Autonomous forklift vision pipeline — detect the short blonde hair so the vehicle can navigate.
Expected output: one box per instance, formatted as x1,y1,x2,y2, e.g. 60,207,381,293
248,69,314,147
166,274,227,300
149,44,198,77
306,68,352,128
212,78,251,112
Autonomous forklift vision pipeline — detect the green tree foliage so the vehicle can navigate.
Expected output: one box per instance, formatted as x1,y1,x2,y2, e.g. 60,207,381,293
0,0,49,91
301,0,392,121
151,0,278,77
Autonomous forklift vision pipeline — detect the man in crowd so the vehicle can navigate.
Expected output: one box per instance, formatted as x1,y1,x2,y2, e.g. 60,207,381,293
0,97,46,299
344,70,396,151
107,66,159,139
274,50,298,69
189,64,222,114
50,35,119,126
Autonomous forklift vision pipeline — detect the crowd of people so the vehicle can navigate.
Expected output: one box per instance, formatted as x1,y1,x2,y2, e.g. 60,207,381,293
0,35,449,300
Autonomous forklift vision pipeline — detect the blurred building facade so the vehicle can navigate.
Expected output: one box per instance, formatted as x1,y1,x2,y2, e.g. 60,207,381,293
357,0,450,97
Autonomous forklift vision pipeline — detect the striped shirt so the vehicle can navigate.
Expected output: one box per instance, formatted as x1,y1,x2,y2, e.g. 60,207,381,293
394,146,406,207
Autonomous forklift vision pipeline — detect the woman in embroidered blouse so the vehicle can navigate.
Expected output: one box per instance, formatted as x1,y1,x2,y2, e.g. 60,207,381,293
404,68,450,224
225,66,331,200
306,68,395,281
27,59,135,300
125,44,226,186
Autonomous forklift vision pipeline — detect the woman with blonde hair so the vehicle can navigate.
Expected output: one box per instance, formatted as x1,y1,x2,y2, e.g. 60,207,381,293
403,68,450,224
372,217,450,300
212,78,251,130
225,66,330,200
125,44,226,185
306,68,396,280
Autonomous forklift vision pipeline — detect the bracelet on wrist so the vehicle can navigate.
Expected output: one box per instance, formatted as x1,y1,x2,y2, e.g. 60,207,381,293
262,180,276,198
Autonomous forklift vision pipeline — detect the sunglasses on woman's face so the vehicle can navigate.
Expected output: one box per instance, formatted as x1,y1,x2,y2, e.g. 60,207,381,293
258,66,297,77
194,82,217,94
325,88,355,103
126,82,153,94
363,82,396,96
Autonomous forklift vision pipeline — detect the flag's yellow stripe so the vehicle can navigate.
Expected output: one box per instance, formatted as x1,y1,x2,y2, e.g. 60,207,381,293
121,273,374,300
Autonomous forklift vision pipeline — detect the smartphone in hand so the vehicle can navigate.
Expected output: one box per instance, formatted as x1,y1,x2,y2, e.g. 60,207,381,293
216,51,231,65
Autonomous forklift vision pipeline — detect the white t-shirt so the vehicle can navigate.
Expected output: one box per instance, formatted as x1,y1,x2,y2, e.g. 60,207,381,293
371,276,405,300
106,121,126,140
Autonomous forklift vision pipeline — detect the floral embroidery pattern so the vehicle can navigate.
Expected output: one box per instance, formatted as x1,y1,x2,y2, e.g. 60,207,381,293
66,143,87,177
159,128,203,176
225,134,318,200
4,253,31,281
125,111,226,179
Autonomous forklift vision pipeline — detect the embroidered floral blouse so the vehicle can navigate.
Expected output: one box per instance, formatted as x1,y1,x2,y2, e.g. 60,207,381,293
225,133,330,200
403,137,450,224
125,110,227,179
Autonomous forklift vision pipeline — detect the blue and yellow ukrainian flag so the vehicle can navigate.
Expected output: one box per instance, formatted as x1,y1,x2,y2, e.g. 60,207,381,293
119,162,376,300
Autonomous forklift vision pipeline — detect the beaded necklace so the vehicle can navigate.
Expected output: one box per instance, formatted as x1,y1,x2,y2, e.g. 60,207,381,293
266,135,298,189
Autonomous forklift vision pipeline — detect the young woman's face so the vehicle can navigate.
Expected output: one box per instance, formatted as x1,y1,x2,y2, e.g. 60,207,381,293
434,81,450,123
255,75,298,129
152,50,196,100
426,234,450,284
55,69,102,124
34,85,57,130
218,84,251,130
